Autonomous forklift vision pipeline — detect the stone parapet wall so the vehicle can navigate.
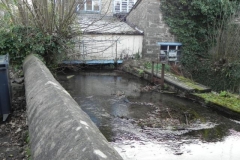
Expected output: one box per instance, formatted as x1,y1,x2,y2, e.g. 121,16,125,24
126,0,175,59
23,55,123,160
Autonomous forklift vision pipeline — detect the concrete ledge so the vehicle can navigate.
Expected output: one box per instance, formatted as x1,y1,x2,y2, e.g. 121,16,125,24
23,55,122,160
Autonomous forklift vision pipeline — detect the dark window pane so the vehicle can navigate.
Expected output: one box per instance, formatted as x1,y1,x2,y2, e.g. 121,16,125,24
169,45,176,50
161,45,168,50
86,0,92,10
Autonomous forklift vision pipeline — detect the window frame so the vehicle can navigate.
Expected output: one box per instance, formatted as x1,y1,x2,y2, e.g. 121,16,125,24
79,0,101,13
113,0,137,14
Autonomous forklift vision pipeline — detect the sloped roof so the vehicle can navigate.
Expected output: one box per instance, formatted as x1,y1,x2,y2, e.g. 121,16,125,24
78,14,143,35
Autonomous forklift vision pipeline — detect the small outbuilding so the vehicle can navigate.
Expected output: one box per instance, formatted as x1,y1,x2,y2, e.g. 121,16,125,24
67,15,143,64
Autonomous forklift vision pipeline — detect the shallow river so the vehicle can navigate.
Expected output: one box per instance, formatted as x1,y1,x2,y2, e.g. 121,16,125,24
57,70,240,160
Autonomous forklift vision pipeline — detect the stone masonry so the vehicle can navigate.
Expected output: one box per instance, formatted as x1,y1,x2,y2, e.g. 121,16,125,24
23,55,123,160
126,0,175,59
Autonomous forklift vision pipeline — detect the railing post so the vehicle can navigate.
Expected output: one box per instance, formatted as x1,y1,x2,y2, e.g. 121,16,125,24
161,63,165,90
151,61,154,83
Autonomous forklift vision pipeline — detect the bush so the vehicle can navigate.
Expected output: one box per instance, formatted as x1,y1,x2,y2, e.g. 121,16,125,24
161,0,240,93
0,0,79,70
0,26,68,68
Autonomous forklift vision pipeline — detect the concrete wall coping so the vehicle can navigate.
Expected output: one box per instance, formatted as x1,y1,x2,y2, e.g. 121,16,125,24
23,54,123,160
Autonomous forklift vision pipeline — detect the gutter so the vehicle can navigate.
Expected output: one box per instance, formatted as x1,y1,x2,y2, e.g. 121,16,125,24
84,31,143,35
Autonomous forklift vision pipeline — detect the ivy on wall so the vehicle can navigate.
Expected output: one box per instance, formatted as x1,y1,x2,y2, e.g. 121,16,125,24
160,0,240,92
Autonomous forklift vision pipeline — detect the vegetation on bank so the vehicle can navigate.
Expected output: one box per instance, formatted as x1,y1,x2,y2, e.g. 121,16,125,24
161,0,240,93
144,61,171,72
0,26,67,68
25,132,31,160
194,92,240,113
176,75,208,91
0,0,80,69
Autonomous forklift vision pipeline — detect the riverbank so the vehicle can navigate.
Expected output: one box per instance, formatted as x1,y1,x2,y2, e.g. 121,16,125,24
121,59,240,119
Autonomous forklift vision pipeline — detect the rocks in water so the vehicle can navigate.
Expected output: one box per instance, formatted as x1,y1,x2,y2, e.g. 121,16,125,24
129,102,154,106
174,151,183,155
140,85,159,92
111,90,125,96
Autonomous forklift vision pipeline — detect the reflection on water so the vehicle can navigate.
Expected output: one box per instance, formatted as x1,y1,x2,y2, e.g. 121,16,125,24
57,70,240,160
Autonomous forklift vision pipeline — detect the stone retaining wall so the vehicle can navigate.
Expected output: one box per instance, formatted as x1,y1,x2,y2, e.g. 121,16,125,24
23,55,123,160
126,0,175,59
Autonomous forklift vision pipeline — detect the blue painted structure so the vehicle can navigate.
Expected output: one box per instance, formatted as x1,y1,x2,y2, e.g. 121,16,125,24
0,54,11,121
157,42,182,46
62,60,123,65
157,42,182,62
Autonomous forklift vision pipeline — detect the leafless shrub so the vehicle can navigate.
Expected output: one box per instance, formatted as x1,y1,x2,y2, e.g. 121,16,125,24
0,0,80,38
208,9,240,64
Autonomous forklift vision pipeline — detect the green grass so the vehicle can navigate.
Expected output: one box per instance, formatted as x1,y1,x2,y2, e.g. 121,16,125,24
26,146,31,160
177,76,206,90
153,63,171,72
194,92,240,113
25,132,31,160
143,62,170,72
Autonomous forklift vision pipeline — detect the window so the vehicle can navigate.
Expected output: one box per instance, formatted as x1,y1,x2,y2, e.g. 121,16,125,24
114,0,137,13
78,0,100,12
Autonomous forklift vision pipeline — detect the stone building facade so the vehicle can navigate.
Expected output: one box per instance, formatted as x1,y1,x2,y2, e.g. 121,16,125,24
126,0,175,59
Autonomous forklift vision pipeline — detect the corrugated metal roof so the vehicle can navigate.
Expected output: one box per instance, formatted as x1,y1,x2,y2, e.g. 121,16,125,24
78,15,143,35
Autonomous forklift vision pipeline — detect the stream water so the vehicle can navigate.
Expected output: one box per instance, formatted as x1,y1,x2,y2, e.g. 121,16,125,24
57,70,240,160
